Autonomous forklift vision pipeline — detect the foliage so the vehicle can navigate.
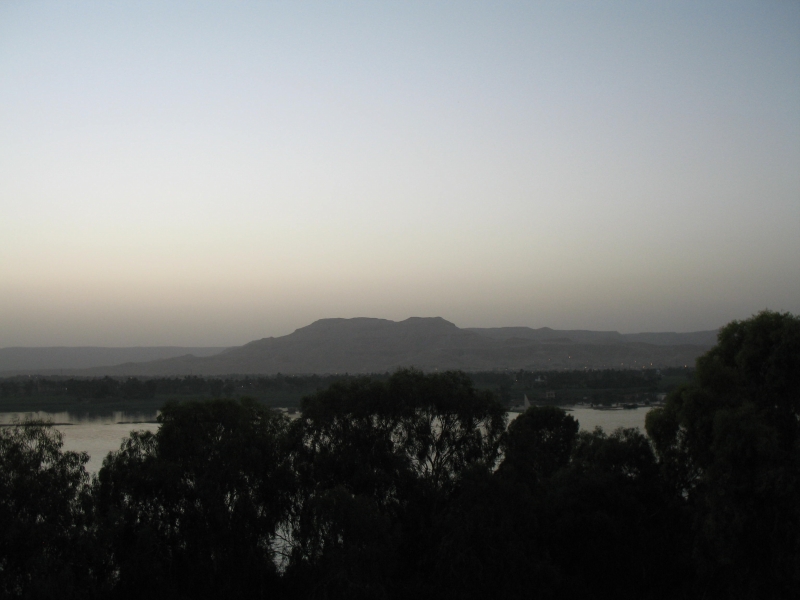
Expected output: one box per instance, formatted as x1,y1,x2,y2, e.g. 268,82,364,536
435,412,692,600
646,310,800,599
1,367,675,411
499,405,578,482
283,369,507,599
534,427,692,599
0,422,94,599
93,399,291,599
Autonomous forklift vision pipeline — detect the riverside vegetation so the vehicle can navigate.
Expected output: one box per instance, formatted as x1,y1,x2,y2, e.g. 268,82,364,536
1,311,797,599
0,367,689,414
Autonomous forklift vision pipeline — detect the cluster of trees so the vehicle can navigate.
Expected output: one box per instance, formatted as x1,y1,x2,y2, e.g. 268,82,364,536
0,377,158,400
0,374,362,404
2,368,677,407
471,368,671,405
480,367,666,390
1,311,797,599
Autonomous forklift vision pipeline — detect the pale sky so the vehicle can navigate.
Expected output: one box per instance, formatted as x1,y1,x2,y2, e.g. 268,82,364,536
1,1,798,346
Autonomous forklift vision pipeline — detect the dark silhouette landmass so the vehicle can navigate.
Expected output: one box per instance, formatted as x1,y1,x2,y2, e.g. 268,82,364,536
0,346,226,375
465,325,718,346
2,317,717,376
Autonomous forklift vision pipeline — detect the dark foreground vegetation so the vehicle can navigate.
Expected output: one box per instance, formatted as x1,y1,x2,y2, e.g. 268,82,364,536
1,311,797,599
0,366,688,414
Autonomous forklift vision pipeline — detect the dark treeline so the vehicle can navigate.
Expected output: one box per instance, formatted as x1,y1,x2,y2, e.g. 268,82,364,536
1,311,797,599
471,368,667,389
0,374,362,403
470,367,688,404
0,367,687,408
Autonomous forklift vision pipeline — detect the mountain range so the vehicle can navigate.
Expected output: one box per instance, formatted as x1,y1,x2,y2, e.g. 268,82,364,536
1,317,718,376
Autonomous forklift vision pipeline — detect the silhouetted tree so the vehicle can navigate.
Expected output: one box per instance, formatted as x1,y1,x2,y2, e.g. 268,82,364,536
539,427,692,599
646,310,800,599
94,399,291,599
0,422,96,599
283,369,507,599
498,406,579,482
436,412,691,600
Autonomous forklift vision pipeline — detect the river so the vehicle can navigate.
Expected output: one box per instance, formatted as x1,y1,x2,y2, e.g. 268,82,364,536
1,406,654,474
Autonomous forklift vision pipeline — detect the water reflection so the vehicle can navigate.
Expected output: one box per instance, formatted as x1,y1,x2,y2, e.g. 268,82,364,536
1,410,160,474
1,406,651,475
0,410,159,425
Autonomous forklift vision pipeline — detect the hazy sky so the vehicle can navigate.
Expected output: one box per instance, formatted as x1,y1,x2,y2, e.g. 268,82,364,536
2,1,798,346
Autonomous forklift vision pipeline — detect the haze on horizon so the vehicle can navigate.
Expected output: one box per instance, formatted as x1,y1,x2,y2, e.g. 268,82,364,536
1,1,798,347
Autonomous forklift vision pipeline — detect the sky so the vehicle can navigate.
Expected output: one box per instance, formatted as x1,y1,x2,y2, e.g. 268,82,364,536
1,1,798,346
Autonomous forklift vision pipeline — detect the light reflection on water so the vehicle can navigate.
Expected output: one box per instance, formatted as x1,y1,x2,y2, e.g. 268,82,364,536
1,406,652,474
1,411,160,474
537,406,650,432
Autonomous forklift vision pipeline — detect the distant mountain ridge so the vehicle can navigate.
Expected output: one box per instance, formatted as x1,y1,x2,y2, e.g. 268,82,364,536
1,317,719,376
0,347,227,375
464,327,718,347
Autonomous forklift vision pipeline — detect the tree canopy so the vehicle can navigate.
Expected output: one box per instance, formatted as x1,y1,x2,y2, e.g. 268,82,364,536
646,310,800,599
0,422,93,599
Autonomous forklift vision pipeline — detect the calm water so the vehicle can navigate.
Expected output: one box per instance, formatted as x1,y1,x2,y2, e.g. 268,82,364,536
544,406,651,432
1,406,652,474
0,411,160,474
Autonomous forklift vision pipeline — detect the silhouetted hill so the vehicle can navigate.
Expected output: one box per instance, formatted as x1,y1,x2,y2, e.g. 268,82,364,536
0,346,227,375
466,326,718,346
46,317,717,376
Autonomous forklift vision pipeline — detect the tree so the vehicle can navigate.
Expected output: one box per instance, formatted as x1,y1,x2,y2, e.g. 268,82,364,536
283,369,507,599
536,427,692,599
645,310,800,599
498,406,579,483
438,406,579,600
94,399,291,599
437,412,690,600
0,422,95,599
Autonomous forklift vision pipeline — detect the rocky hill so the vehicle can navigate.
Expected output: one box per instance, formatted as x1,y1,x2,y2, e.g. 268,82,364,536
0,346,226,375
24,317,718,376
